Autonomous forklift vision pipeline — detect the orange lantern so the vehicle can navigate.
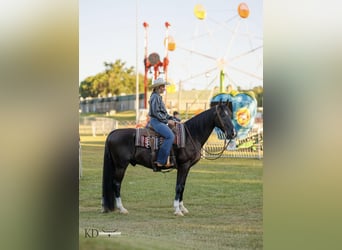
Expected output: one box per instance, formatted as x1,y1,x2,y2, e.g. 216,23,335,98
168,36,176,51
238,3,250,18
164,36,176,51
194,4,206,20
168,42,176,51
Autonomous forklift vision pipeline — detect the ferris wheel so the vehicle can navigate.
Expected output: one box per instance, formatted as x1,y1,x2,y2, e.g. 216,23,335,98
173,2,263,92
170,2,263,140
141,2,262,139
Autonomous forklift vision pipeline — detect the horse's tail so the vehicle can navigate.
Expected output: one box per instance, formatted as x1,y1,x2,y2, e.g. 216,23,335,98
102,136,115,212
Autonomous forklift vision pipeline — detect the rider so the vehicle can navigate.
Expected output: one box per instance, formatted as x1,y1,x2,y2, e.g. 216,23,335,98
148,77,177,168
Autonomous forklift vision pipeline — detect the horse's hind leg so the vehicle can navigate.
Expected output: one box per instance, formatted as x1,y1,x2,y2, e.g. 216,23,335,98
114,166,129,214
102,144,115,212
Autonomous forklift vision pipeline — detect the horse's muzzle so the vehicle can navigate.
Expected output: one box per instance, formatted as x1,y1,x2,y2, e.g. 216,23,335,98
233,128,237,138
227,128,237,139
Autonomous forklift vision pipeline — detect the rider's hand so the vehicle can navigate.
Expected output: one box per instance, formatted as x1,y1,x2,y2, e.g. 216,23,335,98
167,120,176,126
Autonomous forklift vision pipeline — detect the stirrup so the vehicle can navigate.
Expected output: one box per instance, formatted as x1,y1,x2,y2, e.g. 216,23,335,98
164,163,174,168
164,156,174,168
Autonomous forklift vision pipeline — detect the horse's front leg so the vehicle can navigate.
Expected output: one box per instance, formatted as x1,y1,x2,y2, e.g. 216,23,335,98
114,167,129,214
174,165,190,216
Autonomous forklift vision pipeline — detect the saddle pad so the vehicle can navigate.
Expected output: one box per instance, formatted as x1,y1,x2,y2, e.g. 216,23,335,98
135,135,164,150
135,123,186,149
174,123,186,147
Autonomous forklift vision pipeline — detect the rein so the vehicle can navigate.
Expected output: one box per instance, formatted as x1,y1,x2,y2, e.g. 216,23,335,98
202,138,231,160
184,105,232,160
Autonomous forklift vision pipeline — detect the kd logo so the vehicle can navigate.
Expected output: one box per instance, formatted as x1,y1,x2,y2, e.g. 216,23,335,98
84,228,99,238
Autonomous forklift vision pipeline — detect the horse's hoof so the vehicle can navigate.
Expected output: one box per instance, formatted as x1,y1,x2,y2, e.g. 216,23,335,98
174,211,184,216
119,208,129,214
180,207,189,214
181,208,189,214
102,207,110,213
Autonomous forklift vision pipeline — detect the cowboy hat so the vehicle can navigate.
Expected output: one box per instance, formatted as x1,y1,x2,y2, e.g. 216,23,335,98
150,77,170,89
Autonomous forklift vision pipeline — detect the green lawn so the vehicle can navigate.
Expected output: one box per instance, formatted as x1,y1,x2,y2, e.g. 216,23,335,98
79,136,263,249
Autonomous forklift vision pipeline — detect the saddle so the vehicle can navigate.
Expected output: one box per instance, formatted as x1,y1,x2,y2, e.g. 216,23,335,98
135,123,186,172
135,123,186,150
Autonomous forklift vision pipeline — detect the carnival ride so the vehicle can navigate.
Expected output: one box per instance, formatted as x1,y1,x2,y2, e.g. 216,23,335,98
141,2,263,150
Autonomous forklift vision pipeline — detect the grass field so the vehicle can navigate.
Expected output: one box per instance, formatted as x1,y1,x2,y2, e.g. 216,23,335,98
79,135,263,249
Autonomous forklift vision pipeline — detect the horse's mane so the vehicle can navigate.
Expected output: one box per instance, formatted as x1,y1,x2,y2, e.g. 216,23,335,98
184,107,216,144
185,108,213,129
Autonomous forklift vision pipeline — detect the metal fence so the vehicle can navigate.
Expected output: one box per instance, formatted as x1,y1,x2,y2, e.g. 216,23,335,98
79,116,263,159
79,94,145,114
202,125,263,159
79,117,119,136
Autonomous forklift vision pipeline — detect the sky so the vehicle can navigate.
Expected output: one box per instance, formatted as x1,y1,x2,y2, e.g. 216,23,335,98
79,0,263,90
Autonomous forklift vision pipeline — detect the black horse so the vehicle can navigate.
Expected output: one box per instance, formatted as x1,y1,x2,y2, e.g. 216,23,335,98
102,103,236,216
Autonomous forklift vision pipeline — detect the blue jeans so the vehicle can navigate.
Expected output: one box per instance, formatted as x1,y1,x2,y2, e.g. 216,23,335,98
150,118,175,165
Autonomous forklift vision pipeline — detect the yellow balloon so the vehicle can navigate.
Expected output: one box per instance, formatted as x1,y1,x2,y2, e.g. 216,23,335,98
194,4,206,20
166,83,176,93
238,3,250,18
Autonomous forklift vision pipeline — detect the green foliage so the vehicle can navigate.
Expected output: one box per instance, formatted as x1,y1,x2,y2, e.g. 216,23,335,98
79,59,145,98
252,85,263,107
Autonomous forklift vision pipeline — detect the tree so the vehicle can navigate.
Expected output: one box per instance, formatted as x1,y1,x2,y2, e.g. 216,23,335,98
252,86,263,107
79,59,144,98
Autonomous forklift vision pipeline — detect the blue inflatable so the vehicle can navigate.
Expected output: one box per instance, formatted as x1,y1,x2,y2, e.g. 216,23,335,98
211,91,257,140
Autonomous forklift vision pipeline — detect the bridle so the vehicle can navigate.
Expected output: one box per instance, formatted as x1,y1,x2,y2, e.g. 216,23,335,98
184,105,233,160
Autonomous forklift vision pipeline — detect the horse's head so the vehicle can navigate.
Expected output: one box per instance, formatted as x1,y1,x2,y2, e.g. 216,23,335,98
214,103,237,139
